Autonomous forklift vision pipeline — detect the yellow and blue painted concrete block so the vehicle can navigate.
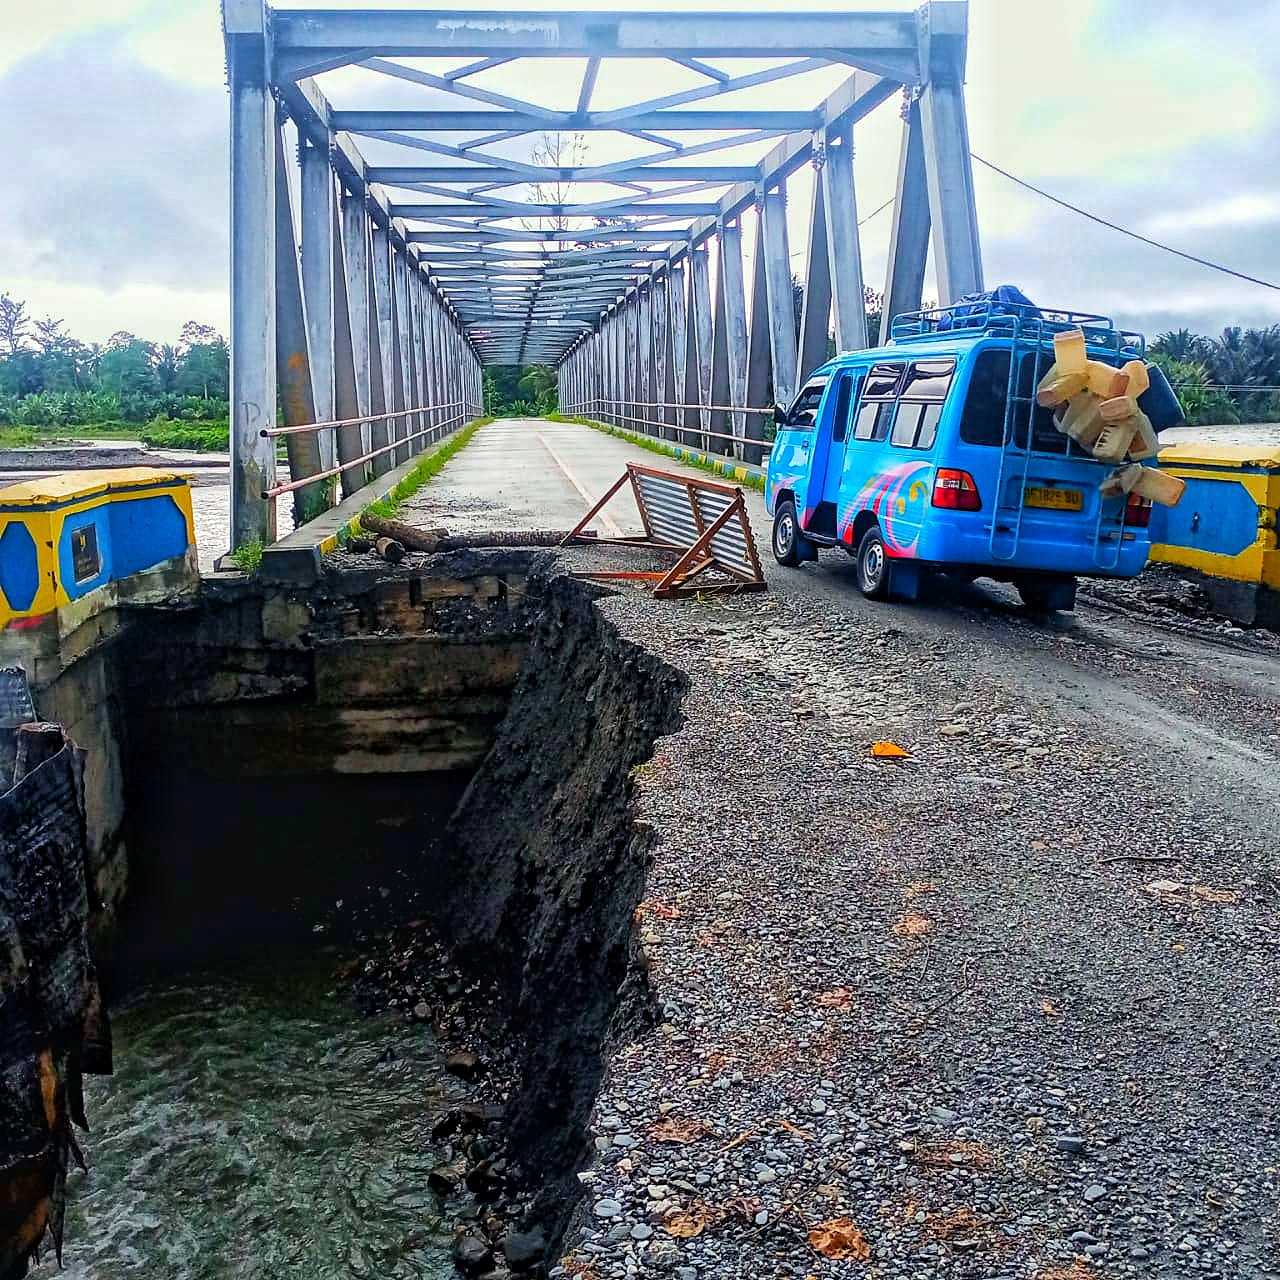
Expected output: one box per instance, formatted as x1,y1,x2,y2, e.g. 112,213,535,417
1150,442,1279,626
0,469,197,633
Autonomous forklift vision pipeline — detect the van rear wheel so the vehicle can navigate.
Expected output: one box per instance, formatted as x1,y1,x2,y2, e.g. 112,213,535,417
855,526,891,599
1017,575,1077,613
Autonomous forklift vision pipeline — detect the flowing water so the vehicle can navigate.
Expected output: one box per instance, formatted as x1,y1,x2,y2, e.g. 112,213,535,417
33,952,461,1280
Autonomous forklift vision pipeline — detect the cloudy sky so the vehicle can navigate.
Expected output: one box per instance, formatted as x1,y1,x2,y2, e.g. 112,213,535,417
1,0,1276,347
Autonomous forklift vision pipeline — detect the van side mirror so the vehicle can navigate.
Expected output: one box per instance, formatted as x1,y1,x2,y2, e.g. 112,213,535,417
773,402,787,426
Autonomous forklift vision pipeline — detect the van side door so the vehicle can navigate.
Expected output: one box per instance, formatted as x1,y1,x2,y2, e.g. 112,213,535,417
766,373,829,517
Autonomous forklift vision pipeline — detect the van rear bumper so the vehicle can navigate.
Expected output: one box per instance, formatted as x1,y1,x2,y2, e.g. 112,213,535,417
912,522,1150,579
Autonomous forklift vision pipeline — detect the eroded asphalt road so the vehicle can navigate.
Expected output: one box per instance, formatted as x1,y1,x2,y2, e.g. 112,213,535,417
407,419,1280,1278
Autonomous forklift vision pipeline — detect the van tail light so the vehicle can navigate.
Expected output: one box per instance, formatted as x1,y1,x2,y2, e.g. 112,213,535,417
932,468,982,511
1124,492,1152,528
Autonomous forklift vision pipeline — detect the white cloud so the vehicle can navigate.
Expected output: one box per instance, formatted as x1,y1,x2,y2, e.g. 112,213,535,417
1144,193,1280,237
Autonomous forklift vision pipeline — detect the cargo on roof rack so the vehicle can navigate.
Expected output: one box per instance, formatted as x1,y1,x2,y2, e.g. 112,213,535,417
889,301,1145,360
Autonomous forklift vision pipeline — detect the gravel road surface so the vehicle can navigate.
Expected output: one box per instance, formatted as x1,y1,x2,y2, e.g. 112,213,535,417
409,419,1280,1279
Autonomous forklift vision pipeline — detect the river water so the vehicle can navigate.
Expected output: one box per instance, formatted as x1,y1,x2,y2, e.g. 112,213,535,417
32,951,462,1280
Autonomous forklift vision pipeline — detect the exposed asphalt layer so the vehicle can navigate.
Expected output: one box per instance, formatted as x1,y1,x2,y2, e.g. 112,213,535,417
408,422,1280,1279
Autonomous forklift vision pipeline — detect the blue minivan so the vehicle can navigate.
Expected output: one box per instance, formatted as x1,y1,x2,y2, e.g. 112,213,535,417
765,300,1183,611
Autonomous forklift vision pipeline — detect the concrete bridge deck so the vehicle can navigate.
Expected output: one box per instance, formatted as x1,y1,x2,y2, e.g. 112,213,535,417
399,417,764,541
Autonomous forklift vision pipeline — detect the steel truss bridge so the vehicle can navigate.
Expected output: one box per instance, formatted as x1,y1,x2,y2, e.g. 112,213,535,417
222,0,982,549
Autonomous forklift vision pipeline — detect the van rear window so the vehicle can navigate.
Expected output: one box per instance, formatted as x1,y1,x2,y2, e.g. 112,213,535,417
959,349,1072,453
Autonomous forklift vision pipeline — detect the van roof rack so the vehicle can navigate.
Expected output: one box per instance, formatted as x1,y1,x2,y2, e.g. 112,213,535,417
889,301,1145,359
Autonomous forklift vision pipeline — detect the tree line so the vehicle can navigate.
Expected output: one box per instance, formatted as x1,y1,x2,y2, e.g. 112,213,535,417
1147,326,1280,426
0,293,229,429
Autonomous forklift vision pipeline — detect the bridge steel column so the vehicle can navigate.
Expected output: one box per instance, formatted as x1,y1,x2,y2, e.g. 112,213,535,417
761,181,800,411
798,165,834,387
668,262,689,444
331,196,365,496
689,243,714,449
719,219,750,459
225,0,277,548
638,284,654,431
272,120,327,518
299,136,336,475
823,128,869,353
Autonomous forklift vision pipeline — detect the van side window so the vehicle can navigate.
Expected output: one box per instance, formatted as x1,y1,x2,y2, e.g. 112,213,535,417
851,362,903,442
830,373,857,443
891,359,954,449
853,402,889,441
891,402,944,449
864,363,905,399
783,375,829,429
902,360,955,402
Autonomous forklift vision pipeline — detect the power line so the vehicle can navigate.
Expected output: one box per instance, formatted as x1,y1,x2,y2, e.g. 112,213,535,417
858,195,894,227
971,152,1280,294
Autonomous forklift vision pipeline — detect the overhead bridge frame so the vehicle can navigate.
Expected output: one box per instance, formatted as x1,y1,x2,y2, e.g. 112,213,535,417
222,0,981,549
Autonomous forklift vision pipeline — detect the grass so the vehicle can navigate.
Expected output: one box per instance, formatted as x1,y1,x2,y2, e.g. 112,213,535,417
545,412,766,492
228,539,264,573
0,419,228,452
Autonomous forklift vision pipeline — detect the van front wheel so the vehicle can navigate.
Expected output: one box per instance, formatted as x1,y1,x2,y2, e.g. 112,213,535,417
855,526,891,599
771,498,806,567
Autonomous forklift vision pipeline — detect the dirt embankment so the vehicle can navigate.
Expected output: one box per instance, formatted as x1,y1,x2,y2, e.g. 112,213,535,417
436,574,687,1236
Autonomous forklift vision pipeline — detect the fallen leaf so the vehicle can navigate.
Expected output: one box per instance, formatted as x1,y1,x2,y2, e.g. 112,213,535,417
1143,879,1241,907
905,881,938,898
1041,999,1060,1018
808,1217,871,1261
814,987,855,1011
636,899,681,920
893,911,933,938
924,1206,988,1241
663,1202,723,1238
1192,884,1241,905
721,1196,762,1222
721,1130,756,1152
909,1139,996,1171
777,1118,815,1140
1036,1264,1095,1280
649,1116,709,1144
871,740,910,759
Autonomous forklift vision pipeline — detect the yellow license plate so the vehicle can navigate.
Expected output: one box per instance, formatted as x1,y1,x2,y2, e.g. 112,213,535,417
1024,485,1083,511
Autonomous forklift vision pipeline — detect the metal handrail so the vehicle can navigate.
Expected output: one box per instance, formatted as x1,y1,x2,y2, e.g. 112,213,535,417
569,397,774,455
262,400,469,438
263,406,480,499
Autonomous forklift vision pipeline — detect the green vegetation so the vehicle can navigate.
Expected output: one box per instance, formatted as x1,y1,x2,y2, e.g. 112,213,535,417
548,413,765,492
483,365,558,417
1148,327,1280,425
363,416,494,520
228,540,264,573
0,293,229,429
0,417,228,452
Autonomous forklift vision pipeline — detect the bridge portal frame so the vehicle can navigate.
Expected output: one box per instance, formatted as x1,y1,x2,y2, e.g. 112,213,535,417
222,0,980,548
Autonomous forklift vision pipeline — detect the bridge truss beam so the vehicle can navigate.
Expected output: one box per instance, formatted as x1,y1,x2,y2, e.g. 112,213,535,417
222,0,980,546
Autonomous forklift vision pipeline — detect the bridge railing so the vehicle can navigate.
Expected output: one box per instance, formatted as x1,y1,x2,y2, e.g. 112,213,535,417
259,400,482,507
562,398,775,467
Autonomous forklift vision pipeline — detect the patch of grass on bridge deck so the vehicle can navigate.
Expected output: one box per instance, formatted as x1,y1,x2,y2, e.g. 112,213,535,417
361,415,494,523
546,413,765,492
